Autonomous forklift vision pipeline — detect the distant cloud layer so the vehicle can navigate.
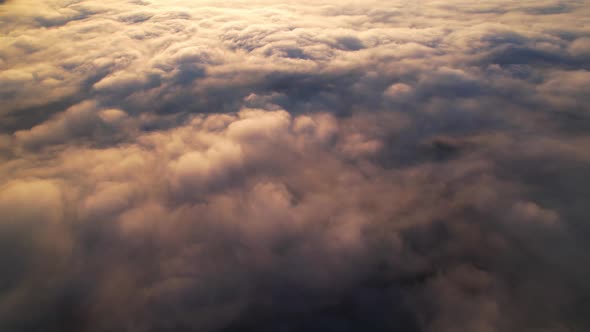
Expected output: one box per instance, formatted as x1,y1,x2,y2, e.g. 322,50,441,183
1,1,590,331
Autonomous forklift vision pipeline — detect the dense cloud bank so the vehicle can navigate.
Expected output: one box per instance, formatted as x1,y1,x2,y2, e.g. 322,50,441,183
1,0,590,331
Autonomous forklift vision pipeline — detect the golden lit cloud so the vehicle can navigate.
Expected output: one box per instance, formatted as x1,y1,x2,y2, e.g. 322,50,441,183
0,1,589,331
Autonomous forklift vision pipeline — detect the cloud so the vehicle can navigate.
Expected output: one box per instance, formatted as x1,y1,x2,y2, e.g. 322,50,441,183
1,0,590,331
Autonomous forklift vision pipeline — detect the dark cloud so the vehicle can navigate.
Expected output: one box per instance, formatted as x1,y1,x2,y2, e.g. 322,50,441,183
1,1,590,331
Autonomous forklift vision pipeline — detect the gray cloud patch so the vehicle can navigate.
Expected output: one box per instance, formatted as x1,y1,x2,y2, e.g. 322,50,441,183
1,1,590,331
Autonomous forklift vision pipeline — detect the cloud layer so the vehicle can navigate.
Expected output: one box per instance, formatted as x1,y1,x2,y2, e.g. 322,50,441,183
1,1,590,331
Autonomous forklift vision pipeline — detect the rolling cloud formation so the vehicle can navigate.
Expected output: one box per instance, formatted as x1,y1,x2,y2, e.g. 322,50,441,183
1,0,590,331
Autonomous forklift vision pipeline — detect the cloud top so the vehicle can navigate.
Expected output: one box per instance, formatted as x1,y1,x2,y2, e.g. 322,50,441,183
1,1,590,331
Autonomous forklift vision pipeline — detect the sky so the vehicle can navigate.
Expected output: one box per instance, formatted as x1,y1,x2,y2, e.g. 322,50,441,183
1,0,590,331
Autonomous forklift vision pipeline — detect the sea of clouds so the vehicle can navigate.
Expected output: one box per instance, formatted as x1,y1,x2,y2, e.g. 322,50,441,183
1,0,590,331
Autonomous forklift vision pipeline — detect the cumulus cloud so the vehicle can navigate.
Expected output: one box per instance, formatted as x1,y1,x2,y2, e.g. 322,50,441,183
1,0,589,331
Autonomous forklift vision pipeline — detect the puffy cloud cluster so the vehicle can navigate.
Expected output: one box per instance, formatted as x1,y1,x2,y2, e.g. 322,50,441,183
1,0,590,331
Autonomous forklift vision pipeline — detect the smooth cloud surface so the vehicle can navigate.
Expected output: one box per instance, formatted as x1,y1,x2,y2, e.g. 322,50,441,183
1,0,590,331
